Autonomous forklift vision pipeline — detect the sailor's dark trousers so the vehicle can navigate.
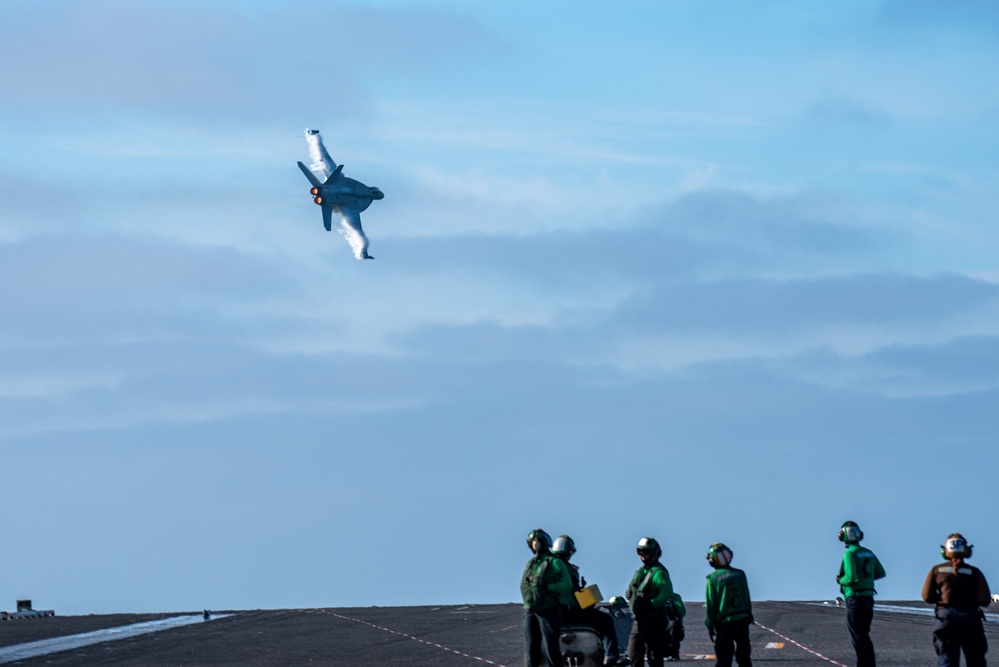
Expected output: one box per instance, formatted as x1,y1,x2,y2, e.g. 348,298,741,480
847,595,876,667
524,605,562,667
933,606,987,667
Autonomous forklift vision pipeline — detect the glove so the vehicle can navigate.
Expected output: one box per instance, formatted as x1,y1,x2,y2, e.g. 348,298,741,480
708,626,716,642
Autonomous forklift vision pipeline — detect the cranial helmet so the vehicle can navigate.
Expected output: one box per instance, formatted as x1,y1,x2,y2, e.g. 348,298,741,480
838,521,864,544
552,534,576,559
637,537,662,559
527,528,553,553
941,533,973,560
707,542,733,568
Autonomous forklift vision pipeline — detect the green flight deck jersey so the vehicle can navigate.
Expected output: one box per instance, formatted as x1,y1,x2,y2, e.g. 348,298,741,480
521,553,572,612
705,566,753,628
558,562,583,609
627,563,674,619
838,544,886,598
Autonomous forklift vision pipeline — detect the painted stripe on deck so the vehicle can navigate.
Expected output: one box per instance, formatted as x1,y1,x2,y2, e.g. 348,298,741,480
324,610,509,666
755,621,849,667
0,614,230,664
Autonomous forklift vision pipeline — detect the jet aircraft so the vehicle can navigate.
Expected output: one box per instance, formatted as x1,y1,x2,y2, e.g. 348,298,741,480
298,128,384,260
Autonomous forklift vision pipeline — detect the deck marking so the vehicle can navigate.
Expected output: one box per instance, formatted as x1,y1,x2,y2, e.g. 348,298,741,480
765,642,785,649
755,621,849,667
327,611,508,666
0,614,230,664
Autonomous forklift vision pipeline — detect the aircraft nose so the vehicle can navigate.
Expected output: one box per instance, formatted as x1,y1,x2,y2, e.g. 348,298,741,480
371,188,384,200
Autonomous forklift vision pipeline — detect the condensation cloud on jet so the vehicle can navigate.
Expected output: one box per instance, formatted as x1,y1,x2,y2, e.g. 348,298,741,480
305,129,335,180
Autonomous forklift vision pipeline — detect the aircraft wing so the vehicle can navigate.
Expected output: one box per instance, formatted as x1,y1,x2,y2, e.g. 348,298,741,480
330,206,373,260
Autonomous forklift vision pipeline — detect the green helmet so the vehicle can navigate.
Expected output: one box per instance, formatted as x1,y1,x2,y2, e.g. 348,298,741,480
637,537,662,559
552,534,576,559
527,528,553,553
706,542,733,567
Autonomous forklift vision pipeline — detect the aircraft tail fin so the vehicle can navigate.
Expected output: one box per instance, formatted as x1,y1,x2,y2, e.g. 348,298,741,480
321,206,332,231
322,164,344,185
298,161,322,187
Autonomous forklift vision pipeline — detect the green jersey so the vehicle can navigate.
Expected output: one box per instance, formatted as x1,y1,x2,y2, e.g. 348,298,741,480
838,544,885,598
521,553,572,611
559,562,583,609
627,562,674,619
705,566,752,628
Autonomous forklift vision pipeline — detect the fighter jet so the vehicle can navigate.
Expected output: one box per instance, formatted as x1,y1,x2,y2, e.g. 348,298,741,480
298,128,384,260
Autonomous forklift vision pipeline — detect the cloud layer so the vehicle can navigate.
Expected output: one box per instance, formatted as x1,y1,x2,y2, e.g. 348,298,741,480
1,0,997,613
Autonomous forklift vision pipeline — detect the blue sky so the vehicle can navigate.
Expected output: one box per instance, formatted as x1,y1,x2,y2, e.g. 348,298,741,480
1,0,998,615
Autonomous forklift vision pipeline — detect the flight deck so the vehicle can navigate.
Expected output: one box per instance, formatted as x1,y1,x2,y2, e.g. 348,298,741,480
1,601,995,666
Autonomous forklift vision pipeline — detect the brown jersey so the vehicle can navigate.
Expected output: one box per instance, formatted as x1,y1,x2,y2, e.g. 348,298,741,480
922,561,991,610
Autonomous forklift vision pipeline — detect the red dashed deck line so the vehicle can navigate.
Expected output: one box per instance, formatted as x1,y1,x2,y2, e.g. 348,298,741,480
754,621,849,667
328,612,509,667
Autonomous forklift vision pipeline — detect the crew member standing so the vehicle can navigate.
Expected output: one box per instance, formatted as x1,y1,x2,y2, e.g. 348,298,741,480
626,537,674,667
922,533,992,667
552,534,628,666
521,528,573,667
837,521,886,667
704,543,753,667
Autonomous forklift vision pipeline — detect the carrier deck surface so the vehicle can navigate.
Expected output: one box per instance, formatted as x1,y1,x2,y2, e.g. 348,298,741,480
1,601,995,666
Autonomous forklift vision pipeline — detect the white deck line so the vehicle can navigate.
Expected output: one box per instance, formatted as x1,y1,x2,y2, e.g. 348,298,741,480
806,601,999,623
0,613,230,664
875,602,999,623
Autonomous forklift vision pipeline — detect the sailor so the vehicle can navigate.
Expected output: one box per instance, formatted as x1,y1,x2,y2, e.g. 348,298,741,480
552,534,628,666
837,521,886,667
922,533,992,667
704,543,753,667
521,528,573,667
625,537,674,667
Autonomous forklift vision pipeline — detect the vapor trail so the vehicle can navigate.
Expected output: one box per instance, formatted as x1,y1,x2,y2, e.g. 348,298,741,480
305,128,336,180
302,129,373,260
